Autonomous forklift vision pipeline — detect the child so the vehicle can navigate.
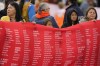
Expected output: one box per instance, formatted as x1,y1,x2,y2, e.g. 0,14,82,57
44,18,53,27
62,8,79,28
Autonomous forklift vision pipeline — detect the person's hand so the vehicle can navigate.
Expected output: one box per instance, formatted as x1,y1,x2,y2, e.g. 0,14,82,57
91,19,96,22
32,22,36,24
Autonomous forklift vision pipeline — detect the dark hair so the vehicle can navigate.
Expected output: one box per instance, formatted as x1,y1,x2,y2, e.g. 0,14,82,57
31,0,35,4
62,8,79,28
19,0,25,14
67,9,78,25
70,0,77,4
44,18,52,26
9,2,23,22
85,7,97,20
66,0,77,5
5,0,14,9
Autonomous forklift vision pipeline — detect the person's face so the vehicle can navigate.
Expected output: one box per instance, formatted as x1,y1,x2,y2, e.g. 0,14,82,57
7,4,16,16
44,6,50,12
87,9,96,20
46,21,53,27
58,2,65,9
71,11,78,21
35,0,40,5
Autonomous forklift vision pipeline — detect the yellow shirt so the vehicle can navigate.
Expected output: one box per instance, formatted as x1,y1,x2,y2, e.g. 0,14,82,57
0,16,10,22
22,2,30,22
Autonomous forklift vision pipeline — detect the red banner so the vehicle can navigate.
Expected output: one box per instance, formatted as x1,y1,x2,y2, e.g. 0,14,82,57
0,21,100,66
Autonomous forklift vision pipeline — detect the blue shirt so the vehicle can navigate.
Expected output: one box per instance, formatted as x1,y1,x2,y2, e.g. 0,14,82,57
31,15,59,28
25,0,36,21
28,4,35,21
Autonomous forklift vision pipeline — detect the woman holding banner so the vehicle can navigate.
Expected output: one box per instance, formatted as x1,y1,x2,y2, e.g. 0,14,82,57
62,8,79,28
63,0,83,27
0,0,14,18
0,2,23,22
79,7,97,23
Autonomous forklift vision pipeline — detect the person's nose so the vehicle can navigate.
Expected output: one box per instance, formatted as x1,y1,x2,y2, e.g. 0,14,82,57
91,12,94,15
7,9,9,11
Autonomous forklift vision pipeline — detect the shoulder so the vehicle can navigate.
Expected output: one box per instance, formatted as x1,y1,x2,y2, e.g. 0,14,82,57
79,17,87,23
28,3,35,8
46,16,55,19
46,16,56,21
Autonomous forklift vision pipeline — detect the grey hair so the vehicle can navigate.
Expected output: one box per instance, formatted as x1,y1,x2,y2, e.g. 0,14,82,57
38,2,49,13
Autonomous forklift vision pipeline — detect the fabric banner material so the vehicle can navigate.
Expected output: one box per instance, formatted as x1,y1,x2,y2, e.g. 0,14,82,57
0,21,100,66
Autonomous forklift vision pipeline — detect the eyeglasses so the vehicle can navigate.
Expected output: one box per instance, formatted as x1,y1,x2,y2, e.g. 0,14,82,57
42,8,50,11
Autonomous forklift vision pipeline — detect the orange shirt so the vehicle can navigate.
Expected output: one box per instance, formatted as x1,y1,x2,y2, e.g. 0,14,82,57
55,13,64,28
54,9,65,28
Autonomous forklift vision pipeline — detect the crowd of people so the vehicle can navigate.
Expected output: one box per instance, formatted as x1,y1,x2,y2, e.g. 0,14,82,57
0,0,99,28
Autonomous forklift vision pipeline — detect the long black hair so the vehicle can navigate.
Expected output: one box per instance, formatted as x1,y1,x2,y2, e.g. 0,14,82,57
0,0,14,18
9,2,23,22
62,8,79,28
5,0,14,9
19,0,25,14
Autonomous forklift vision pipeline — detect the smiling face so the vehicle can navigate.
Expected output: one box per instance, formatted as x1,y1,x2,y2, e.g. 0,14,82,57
7,4,16,17
71,11,78,22
87,9,96,20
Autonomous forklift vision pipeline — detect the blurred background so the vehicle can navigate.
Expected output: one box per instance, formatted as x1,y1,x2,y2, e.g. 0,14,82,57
0,0,100,19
